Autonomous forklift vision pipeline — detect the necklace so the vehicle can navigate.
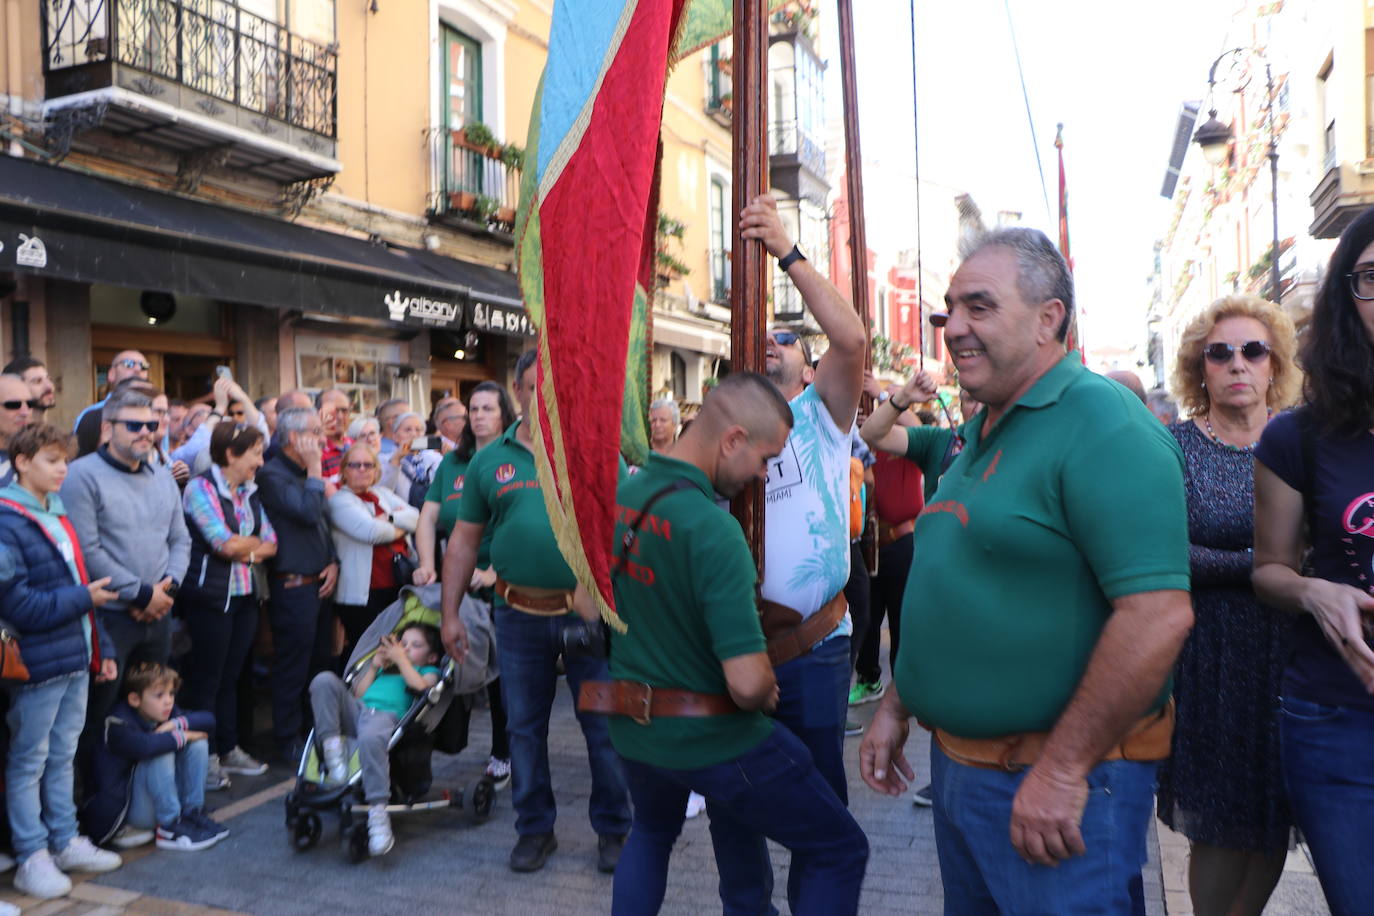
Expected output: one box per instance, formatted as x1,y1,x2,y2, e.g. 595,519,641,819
1203,410,1271,452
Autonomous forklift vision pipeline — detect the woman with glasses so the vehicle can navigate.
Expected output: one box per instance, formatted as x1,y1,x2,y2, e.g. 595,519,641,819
346,417,383,457
1156,294,1300,916
1253,208,1374,916
329,443,419,661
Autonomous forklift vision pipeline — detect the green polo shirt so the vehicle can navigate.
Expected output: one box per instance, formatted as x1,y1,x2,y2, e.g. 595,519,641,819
607,453,774,769
894,353,1189,738
454,421,575,591
904,425,962,501
426,451,494,569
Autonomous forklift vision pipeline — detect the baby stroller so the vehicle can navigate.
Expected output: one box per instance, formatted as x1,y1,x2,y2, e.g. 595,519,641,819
283,585,500,862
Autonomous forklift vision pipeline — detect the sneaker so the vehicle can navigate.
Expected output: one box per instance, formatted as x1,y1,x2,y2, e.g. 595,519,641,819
0,901,19,916
484,756,511,791
597,833,626,874
13,850,71,899
509,831,557,872
53,835,121,873
0,852,13,872
367,806,394,857
205,755,231,792
185,807,230,839
684,791,706,819
156,816,224,851
912,783,934,807
845,717,864,737
848,679,885,706
109,825,155,849
321,736,348,785
220,746,268,776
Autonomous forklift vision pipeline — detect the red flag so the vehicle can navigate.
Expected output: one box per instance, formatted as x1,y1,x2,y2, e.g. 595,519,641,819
1055,123,1083,360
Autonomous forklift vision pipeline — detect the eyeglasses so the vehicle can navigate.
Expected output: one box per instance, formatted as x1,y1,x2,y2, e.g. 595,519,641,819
113,358,150,371
769,331,800,347
1202,341,1271,364
114,419,160,433
344,461,376,470
1346,269,1374,301
0,400,40,411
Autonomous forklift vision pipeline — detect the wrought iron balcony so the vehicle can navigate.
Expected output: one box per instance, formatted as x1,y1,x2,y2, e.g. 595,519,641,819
42,0,338,181
429,129,521,237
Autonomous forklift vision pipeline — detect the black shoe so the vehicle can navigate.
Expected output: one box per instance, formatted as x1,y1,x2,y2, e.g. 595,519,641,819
509,832,557,872
597,833,626,874
912,783,934,807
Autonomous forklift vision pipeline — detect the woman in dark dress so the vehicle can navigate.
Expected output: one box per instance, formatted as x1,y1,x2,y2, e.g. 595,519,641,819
1156,293,1300,916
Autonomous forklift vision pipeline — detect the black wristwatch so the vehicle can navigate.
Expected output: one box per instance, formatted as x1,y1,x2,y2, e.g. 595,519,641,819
778,244,807,272
163,581,179,599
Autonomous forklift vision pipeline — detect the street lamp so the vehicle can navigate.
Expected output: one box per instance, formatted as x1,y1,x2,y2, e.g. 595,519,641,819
1192,47,1283,304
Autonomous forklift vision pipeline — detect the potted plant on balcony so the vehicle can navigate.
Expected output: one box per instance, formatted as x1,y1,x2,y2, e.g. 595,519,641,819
474,195,499,223
449,188,478,213
720,92,733,113
500,142,525,171
462,122,499,156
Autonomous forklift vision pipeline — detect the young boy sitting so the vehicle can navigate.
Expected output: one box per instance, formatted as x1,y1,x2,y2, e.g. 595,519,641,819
82,663,230,851
308,624,442,857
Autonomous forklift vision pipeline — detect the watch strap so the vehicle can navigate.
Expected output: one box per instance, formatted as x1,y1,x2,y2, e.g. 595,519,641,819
778,245,806,272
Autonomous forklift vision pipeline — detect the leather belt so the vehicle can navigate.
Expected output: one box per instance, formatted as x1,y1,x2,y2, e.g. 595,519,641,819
577,680,739,725
877,519,915,548
271,573,321,589
760,591,848,667
494,577,574,615
931,700,1175,772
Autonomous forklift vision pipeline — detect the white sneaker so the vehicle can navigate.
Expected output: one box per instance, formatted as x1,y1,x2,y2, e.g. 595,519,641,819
220,746,268,776
685,791,707,819
0,852,13,872
0,900,20,916
53,835,121,873
14,849,72,899
367,805,394,857
205,755,231,792
110,824,155,849
484,756,511,791
322,736,348,784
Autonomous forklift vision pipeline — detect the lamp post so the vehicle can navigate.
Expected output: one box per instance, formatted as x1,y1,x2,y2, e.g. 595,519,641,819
1192,48,1283,304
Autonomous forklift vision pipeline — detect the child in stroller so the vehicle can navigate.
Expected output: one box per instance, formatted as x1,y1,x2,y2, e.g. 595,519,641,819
284,587,497,862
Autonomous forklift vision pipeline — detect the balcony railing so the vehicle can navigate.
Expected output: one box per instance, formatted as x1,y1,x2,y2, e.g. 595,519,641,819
773,271,804,321
710,247,730,302
769,119,826,179
432,130,520,231
43,0,337,138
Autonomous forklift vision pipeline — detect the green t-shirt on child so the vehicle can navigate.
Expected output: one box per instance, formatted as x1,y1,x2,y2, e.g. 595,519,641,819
362,665,440,718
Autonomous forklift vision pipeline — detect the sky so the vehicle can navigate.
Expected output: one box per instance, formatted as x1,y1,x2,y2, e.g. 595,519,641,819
815,0,1245,357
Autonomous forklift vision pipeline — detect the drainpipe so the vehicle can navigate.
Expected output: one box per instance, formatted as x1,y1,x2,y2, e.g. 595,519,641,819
5,0,23,156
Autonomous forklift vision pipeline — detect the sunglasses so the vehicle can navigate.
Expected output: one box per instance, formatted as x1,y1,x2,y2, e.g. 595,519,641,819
344,461,376,470
1202,341,1271,364
114,358,150,371
0,400,41,411
769,331,801,347
114,419,160,433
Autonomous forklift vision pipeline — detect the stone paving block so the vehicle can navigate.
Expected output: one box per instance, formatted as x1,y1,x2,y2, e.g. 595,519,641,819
70,883,143,906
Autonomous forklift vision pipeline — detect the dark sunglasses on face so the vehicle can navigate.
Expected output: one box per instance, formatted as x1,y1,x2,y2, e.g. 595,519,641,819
115,419,160,433
114,358,150,371
1202,341,1271,364
769,331,800,347
0,400,41,411
344,461,376,470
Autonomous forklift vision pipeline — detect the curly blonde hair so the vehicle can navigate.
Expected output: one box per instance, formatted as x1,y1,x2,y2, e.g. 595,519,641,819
1170,294,1300,417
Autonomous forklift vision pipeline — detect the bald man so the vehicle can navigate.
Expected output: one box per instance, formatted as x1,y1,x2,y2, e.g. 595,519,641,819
73,350,149,432
1106,370,1148,404
577,371,869,913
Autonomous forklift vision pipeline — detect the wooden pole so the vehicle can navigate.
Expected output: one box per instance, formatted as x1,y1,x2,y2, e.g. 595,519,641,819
729,0,769,566
836,0,873,387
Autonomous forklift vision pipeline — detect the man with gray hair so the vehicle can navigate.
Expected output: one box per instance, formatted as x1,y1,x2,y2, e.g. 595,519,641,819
647,398,680,453
63,387,191,729
860,227,1193,913
0,373,35,487
256,406,339,761
375,398,410,460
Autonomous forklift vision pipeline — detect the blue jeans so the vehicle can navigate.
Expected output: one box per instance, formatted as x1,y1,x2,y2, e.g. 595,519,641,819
931,742,1157,916
267,581,334,749
6,671,89,860
126,740,209,829
1279,693,1374,916
709,635,851,914
493,605,630,836
614,724,867,916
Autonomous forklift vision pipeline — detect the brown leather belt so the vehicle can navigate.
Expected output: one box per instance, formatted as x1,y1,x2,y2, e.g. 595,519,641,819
271,573,321,589
877,518,915,548
494,577,574,615
931,700,1175,772
577,680,739,725
760,591,849,667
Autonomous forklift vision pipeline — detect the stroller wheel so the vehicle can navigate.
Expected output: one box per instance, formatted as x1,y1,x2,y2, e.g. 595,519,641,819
345,823,368,864
293,811,322,851
471,778,495,822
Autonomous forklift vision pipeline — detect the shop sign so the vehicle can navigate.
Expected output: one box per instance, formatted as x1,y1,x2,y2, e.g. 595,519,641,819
16,234,47,268
383,290,461,327
471,299,533,337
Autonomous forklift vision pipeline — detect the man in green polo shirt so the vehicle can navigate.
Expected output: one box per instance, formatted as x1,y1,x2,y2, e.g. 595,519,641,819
859,228,1193,914
439,350,630,875
589,372,867,914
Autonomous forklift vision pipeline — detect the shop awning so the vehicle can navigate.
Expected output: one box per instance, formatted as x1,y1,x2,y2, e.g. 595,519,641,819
0,155,524,332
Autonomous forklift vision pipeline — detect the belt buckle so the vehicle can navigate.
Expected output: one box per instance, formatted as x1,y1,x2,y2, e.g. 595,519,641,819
631,682,652,726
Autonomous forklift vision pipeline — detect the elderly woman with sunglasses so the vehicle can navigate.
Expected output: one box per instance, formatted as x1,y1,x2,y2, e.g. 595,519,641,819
1155,293,1300,916
328,443,419,661
1253,208,1374,916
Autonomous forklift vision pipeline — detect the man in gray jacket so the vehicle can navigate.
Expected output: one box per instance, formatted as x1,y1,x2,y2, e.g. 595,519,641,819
62,387,190,728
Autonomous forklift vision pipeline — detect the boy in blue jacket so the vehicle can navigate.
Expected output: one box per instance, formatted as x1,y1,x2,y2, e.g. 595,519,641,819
82,662,229,851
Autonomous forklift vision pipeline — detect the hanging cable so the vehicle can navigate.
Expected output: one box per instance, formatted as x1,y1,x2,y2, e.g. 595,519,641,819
908,0,924,369
1003,0,1051,223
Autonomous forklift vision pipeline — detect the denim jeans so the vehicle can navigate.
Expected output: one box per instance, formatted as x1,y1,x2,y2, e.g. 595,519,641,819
126,739,209,829
492,605,630,837
615,723,867,916
709,634,851,914
179,595,258,756
6,671,89,860
267,582,334,749
1279,692,1374,916
930,742,1157,916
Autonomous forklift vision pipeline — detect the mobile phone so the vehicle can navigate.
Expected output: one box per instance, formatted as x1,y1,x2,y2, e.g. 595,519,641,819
215,365,233,381
411,436,443,452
